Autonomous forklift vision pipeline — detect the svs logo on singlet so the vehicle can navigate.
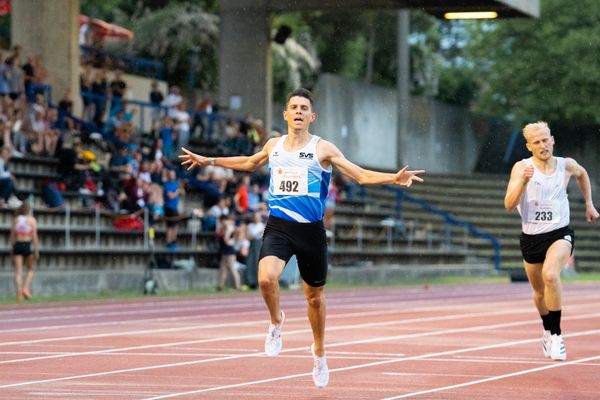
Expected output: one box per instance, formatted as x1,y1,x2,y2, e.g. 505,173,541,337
299,152,314,159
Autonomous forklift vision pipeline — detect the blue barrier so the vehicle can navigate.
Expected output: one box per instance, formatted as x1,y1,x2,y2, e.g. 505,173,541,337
80,91,225,137
373,185,502,271
81,45,164,79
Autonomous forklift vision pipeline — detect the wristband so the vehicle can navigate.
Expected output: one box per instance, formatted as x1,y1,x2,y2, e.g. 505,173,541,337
521,178,528,185
209,157,215,166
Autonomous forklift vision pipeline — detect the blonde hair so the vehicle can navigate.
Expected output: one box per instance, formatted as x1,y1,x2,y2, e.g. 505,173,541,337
522,121,550,141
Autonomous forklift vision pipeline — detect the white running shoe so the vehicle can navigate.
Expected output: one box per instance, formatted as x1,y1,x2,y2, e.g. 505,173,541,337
550,334,567,361
311,343,329,388
542,330,552,358
264,311,285,356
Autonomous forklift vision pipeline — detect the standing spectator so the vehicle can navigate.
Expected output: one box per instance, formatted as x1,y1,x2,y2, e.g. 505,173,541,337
157,115,175,161
163,85,182,117
191,95,213,140
247,182,264,211
163,168,182,250
234,175,250,215
80,62,94,121
0,51,11,99
21,56,35,102
216,214,241,291
32,55,48,98
323,180,338,237
0,146,19,206
149,80,164,127
91,69,108,127
10,201,39,302
172,100,191,150
245,210,265,290
6,56,24,109
109,69,127,114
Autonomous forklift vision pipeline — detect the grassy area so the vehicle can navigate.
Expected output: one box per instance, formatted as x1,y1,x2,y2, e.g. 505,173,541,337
2,272,600,306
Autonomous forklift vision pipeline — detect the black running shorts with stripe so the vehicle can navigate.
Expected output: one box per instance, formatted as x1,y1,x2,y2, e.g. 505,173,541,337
519,225,574,264
259,215,328,287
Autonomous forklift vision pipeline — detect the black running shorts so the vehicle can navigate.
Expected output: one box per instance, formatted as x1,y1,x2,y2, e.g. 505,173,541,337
519,226,574,264
12,241,32,257
259,215,328,287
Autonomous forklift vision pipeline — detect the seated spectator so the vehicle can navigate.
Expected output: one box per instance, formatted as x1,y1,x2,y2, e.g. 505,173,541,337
203,196,231,232
56,137,88,190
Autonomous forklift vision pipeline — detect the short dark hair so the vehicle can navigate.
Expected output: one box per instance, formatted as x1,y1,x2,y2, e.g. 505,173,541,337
286,88,313,108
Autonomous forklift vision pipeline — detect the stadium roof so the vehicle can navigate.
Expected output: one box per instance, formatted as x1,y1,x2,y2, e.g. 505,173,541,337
266,0,539,19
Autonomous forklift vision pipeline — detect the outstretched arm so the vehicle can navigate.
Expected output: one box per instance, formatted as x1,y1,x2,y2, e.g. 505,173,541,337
320,141,424,187
179,138,275,173
504,161,532,211
566,158,599,224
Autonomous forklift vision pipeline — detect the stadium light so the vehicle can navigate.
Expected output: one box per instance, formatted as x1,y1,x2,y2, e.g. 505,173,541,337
444,11,498,19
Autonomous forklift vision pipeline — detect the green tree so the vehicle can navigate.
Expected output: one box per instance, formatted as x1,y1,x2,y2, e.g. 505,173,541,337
466,0,600,125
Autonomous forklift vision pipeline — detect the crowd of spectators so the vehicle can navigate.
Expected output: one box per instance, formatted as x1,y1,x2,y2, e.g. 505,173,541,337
0,44,347,288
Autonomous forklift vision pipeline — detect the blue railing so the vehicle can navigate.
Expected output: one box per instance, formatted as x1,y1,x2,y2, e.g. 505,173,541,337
80,91,225,136
80,45,164,79
368,185,502,271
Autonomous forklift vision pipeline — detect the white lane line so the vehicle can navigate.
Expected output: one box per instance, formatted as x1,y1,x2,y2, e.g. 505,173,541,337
3,290,599,334
140,329,600,400
0,294,557,347
2,311,599,391
383,372,492,378
0,284,530,316
0,296,514,335
0,306,562,365
0,288,524,324
381,353,600,399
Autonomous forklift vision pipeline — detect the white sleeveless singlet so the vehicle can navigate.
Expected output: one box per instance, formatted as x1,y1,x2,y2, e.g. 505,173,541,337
517,157,570,235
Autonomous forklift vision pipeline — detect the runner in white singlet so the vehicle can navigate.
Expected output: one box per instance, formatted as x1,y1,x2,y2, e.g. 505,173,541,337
504,121,599,361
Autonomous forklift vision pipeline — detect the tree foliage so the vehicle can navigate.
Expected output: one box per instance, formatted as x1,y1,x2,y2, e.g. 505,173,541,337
81,1,219,91
466,0,600,125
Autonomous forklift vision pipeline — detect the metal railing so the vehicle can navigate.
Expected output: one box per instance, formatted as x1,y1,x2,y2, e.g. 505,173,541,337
386,185,501,270
348,185,501,270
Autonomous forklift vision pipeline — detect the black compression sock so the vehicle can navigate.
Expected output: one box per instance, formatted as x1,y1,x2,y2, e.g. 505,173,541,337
548,310,562,335
541,313,552,331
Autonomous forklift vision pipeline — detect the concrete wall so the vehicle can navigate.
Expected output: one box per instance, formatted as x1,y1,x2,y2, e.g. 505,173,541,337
0,263,493,300
312,74,487,174
312,75,398,170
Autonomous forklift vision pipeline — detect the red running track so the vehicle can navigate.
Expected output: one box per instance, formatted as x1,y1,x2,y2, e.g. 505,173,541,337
0,282,599,399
